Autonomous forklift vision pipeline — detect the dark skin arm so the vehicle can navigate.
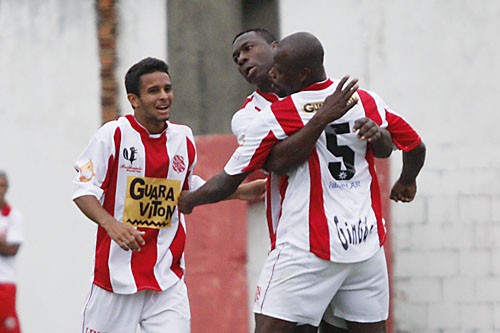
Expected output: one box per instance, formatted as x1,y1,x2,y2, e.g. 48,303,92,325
0,234,20,256
178,172,249,214
265,76,393,175
390,141,426,202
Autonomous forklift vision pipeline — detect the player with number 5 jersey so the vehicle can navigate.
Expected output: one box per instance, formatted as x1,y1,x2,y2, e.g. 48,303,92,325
226,79,389,263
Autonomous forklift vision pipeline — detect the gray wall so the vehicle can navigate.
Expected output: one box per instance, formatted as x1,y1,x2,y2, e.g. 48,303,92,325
167,0,279,135
279,0,500,331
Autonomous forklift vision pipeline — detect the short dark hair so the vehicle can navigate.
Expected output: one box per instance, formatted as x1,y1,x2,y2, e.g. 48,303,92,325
232,28,277,45
125,57,170,96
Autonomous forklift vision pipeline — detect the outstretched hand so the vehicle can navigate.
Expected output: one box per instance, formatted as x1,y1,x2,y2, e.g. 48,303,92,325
390,178,417,203
316,76,359,124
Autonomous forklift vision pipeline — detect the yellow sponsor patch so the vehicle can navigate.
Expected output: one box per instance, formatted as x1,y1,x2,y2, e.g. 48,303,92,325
123,176,181,229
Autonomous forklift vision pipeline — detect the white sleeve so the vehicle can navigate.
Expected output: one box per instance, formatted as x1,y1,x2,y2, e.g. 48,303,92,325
224,108,279,175
72,124,116,201
190,175,206,191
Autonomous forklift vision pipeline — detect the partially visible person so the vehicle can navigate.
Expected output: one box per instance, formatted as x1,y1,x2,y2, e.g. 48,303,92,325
0,171,23,333
180,32,402,333
72,57,264,333
231,28,426,333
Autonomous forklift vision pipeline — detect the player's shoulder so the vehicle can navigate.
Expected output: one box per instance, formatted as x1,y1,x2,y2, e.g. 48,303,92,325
167,121,195,136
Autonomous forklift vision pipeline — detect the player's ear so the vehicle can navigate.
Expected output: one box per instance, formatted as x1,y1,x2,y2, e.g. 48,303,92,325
127,93,140,109
299,67,311,85
271,40,279,49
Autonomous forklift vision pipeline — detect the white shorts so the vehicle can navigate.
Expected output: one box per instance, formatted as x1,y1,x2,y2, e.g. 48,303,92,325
253,243,388,326
82,280,190,333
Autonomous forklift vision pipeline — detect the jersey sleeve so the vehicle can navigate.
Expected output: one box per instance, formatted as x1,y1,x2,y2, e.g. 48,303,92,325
357,89,389,128
385,109,422,152
72,122,118,200
224,108,279,175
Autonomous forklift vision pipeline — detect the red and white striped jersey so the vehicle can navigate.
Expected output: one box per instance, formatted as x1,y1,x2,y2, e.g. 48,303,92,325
0,204,23,283
385,109,422,152
73,114,197,294
232,90,280,144
231,90,284,250
226,79,393,263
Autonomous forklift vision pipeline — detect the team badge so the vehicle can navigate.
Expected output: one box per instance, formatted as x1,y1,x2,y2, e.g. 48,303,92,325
172,155,186,173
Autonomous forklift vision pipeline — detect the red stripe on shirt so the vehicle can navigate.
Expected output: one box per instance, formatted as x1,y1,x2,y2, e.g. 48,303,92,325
130,131,168,291
358,90,382,125
169,217,186,279
308,149,330,260
386,110,421,152
242,130,278,173
95,127,122,291
265,178,275,248
358,90,386,245
183,137,196,190
366,148,386,246
271,97,304,136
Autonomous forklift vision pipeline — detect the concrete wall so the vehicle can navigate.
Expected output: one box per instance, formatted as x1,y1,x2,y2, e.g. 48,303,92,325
2,0,500,332
279,0,500,332
0,1,166,332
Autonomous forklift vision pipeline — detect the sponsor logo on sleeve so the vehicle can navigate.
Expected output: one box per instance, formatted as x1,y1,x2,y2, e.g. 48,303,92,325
78,160,95,183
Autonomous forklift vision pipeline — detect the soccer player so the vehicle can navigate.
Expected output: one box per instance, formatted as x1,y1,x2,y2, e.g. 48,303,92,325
179,31,402,332
72,57,264,333
0,170,23,333
231,28,426,333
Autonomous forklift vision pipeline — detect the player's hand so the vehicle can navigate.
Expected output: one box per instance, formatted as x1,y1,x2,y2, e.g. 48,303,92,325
316,76,359,125
390,178,417,203
353,117,382,142
101,216,146,251
178,191,194,215
235,178,266,202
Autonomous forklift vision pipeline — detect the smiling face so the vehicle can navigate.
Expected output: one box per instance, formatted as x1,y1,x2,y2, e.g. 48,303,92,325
232,31,276,92
127,71,173,134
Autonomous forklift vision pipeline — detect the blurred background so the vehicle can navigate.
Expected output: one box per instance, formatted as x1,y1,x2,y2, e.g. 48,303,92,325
1,0,499,332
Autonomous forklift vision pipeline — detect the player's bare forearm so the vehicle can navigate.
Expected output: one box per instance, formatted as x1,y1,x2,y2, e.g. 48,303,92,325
400,141,426,184
178,171,248,214
265,76,359,175
390,141,426,202
265,117,327,175
370,128,393,158
74,195,145,251
229,178,266,202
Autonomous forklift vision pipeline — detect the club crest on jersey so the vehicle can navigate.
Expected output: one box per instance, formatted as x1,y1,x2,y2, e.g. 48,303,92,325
123,146,138,164
123,176,181,229
302,101,324,113
172,155,186,173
